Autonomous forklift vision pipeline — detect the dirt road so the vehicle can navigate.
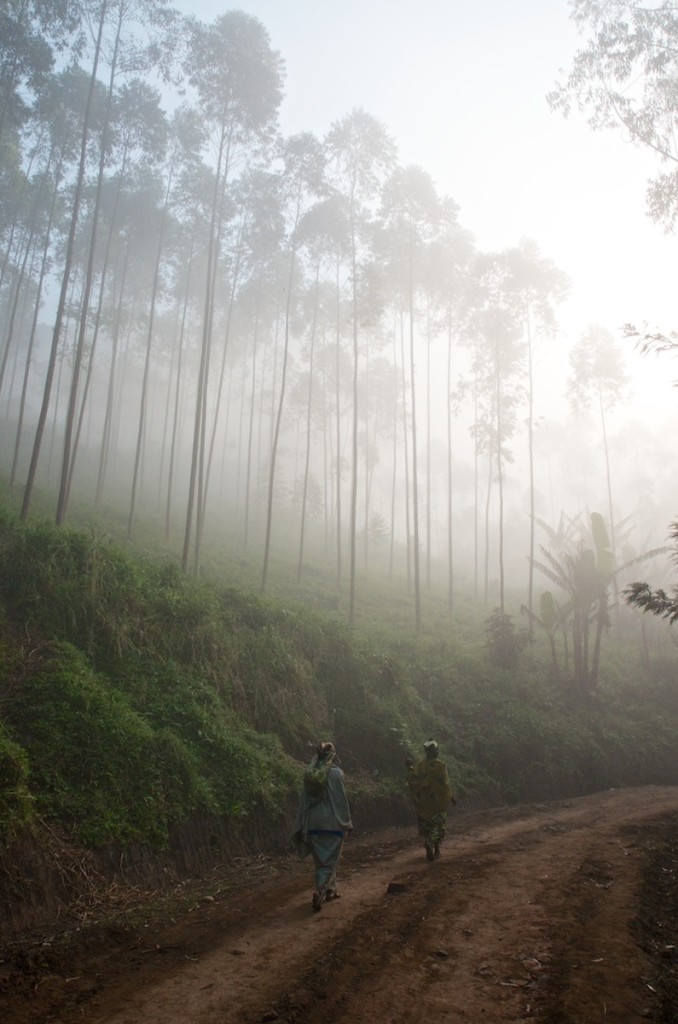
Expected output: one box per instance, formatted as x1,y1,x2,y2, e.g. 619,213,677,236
3,786,678,1024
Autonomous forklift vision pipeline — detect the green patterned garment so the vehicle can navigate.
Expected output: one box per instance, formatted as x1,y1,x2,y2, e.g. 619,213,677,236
406,757,453,818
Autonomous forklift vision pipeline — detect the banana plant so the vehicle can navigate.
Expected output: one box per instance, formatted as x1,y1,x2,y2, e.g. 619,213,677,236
531,512,667,691
521,589,571,685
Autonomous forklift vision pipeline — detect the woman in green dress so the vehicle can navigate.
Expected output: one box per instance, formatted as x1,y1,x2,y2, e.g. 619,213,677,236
406,739,456,861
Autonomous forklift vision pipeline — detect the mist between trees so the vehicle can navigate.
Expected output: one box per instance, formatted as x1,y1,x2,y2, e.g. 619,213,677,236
2,2,677,634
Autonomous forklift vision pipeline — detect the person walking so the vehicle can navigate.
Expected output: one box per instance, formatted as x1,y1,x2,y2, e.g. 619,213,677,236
292,741,353,911
406,739,456,861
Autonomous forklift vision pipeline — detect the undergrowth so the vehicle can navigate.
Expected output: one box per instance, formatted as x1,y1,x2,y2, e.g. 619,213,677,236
0,501,677,855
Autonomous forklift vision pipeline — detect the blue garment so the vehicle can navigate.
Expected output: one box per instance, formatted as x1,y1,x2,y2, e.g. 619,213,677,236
292,761,352,898
307,831,345,894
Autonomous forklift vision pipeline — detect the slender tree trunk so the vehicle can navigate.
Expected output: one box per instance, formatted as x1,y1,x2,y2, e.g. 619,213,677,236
399,305,412,594
197,214,246,554
408,246,421,632
334,258,343,594
526,307,536,633
10,164,62,485
298,258,321,581
473,360,480,600
195,150,234,560
243,292,260,551
599,387,619,620
495,339,505,613
262,239,297,593
128,167,173,540
21,2,107,521
95,242,129,505
446,312,454,610
348,204,359,624
389,311,398,578
0,158,50,402
425,303,432,590
483,453,492,604
56,0,122,525
183,126,228,572
165,226,196,539
67,154,128,502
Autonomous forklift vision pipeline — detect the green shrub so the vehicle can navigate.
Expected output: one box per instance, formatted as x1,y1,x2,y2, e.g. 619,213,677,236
2,642,208,846
0,725,33,841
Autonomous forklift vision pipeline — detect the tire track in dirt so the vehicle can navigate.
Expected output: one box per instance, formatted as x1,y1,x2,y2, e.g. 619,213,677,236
4,786,678,1024
253,787,678,1024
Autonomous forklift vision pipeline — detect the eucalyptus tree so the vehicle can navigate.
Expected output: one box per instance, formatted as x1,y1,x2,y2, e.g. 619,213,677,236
425,196,475,609
292,193,351,589
160,132,211,538
325,108,396,623
291,199,346,580
20,0,176,522
0,168,49,404
127,106,206,542
195,169,276,554
377,164,442,629
550,5,678,628
54,0,177,526
0,0,77,145
227,169,287,548
290,282,341,578
66,78,169,513
358,349,398,571
567,323,629,571
205,135,317,593
506,240,568,626
180,9,283,574
20,51,110,521
468,251,526,611
550,0,678,229
56,0,126,527
9,165,64,486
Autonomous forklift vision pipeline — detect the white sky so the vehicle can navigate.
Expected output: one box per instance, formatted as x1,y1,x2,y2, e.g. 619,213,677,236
176,0,678,413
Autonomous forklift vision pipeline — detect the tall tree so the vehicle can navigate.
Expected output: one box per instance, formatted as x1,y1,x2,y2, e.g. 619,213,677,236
325,108,395,623
71,79,169,512
469,251,525,611
21,4,109,522
259,135,325,590
549,0,678,229
567,323,628,570
180,9,283,574
551,5,678,629
507,240,568,626
424,195,474,610
294,194,350,592
0,0,74,145
378,164,441,630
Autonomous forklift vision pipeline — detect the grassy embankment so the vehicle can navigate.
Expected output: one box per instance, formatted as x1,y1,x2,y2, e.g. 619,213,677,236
1,484,678,863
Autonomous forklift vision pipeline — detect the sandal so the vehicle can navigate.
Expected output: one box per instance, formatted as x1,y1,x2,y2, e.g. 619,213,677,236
325,890,341,901
312,890,323,911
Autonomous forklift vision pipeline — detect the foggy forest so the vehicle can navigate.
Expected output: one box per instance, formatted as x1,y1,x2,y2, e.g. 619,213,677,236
2,0,678,635
6,8,678,1017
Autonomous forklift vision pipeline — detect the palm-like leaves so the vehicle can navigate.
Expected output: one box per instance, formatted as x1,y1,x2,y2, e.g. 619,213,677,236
531,512,670,690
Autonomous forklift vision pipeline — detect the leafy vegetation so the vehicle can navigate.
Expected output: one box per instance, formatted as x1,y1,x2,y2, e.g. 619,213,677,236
0,498,677,860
